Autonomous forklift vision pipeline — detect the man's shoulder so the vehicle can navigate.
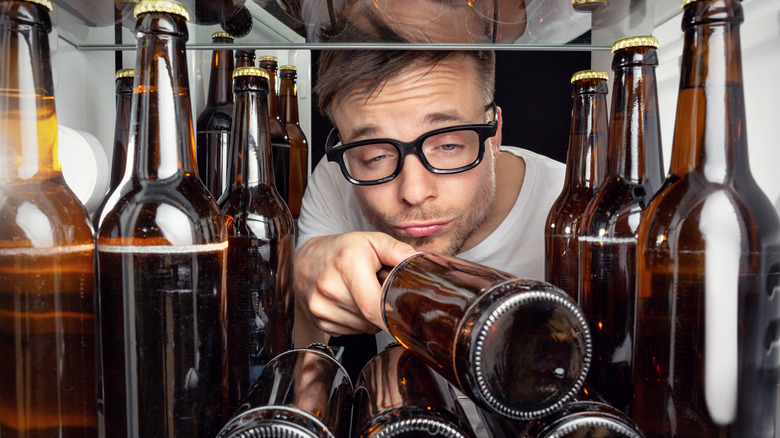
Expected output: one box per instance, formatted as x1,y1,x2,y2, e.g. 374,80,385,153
499,145,565,169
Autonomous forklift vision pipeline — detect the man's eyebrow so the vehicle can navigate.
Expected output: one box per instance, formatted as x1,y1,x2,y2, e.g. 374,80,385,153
344,124,382,142
424,111,470,126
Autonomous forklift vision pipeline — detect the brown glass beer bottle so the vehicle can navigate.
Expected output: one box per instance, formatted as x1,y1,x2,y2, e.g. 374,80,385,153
479,387,645,438
0,0,98,436
96,2,228,437
259,55,291,203
220,5,253,39
577,36,664,415
353,343,477,438
279,64,308,219
235,48,255,68
216,344,353,438
219,66,295,413
545,70,609,301
196,31,235,200
382,253,592,421
109,69,134,194
632,1,780,436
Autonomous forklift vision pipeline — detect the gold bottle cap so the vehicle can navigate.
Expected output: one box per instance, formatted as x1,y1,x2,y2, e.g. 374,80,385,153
258,56,279,63
20,0,53,11
211,31,234,40
611,35,659,53
279,65,297,71
115,69,135,80
134,0,190,21
572,0,609,7
570,70,609,83
233,67,269,80
681,0,700,7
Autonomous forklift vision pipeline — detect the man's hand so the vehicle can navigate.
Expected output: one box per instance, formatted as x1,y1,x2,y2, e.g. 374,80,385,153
293,232,417,344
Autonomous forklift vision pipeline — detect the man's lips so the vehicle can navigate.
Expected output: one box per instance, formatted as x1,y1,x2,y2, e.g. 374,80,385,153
395,220,451,238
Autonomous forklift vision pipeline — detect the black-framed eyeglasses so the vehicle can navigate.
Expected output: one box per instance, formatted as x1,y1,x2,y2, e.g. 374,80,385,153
325,102,498,186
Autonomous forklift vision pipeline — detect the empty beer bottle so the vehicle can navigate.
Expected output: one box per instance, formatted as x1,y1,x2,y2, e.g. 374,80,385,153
97,2,228,437
633,1,780,436
197,31,235,200
216,345,353,438
545,70,609,301
259,55,291,203
220,5,253,38
279,64,308,219
353,343,477,438
381,253,592,421
479,387,646,438
577,36,664,415
219,66,295,413
0,0,98,436
235,48,255,68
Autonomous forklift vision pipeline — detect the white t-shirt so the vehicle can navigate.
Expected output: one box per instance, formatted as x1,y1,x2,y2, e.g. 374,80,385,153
297,145,565,280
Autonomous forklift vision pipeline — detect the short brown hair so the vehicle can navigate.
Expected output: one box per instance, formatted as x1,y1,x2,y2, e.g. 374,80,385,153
315,50,496,121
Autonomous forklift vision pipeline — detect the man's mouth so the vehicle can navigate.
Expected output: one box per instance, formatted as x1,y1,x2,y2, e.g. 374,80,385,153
395,220,451,238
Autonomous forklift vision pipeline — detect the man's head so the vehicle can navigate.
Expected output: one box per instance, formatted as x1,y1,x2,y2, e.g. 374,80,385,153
315,50,502,255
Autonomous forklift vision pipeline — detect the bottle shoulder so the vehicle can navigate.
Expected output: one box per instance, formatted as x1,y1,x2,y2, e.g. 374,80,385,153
579,177,652,236
97,175,226,245
0,179,94,246
220,186,294,237
638,173,780,251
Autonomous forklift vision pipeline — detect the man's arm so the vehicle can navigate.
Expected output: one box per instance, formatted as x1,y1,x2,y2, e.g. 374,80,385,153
292,158,416,347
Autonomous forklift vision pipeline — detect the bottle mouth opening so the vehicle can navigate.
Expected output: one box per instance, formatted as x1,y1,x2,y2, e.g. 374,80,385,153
216,406,335,438
544,415,643,438
467,281,592,420
360,408,474,438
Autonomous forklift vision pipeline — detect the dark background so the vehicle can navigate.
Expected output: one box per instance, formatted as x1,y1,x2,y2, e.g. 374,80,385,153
309,49,592,381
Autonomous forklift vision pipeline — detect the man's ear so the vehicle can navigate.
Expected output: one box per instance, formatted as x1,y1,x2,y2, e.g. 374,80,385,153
489,105,503,153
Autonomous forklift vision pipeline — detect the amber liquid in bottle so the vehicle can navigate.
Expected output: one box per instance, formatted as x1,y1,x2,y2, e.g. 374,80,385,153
382,253,592,421
196,32,234,200
0,1,98,436
632,1,780,436
219,67,295,413
216,346,354,438
259,56,291,203
353,343,477,438
97,2,228,437
279,65,308,219
545,71,609,301
577,37,664,415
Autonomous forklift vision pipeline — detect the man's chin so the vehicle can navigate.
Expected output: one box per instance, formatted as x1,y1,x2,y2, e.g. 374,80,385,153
393,233,458,256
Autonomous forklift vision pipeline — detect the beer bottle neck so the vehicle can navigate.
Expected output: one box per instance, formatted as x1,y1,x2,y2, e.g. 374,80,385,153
109,76,134,190
235,50,255,68
279,73,300,125
565,79,609,189
260,62,281,121
608,47,664,188
205,39,234,107
0,1,58,184
129,11,198,180
230,77,275,188
670,0,748,182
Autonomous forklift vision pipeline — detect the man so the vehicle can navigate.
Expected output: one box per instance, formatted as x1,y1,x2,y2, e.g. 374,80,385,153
293,49,565,347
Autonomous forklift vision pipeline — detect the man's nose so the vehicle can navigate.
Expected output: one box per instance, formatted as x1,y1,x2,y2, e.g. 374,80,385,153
395,154,437,206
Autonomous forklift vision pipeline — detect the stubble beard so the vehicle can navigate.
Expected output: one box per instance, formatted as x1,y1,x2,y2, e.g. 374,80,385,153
357,156,497,256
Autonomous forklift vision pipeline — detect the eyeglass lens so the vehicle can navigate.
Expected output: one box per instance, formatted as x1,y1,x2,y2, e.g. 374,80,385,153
342,129,481,182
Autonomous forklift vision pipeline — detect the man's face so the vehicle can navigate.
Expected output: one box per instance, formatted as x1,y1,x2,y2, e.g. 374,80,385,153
331,57,502,255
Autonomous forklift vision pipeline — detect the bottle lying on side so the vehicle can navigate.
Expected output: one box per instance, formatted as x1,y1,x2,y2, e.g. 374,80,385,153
353,343,477,438
216,344,353,438
380,252,593,421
